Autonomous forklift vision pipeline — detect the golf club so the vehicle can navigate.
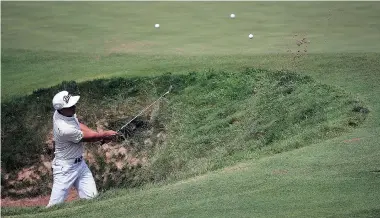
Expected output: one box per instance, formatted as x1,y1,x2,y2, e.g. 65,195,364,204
117,85,173,135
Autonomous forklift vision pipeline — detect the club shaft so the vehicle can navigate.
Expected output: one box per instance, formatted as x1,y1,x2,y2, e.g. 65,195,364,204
117,91,169,132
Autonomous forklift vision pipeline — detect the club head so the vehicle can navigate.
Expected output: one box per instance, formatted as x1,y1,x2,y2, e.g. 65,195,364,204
165,85,173,95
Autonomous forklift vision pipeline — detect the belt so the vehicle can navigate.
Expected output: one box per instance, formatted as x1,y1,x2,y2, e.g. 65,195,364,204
54,156,83,165
74,156,83,164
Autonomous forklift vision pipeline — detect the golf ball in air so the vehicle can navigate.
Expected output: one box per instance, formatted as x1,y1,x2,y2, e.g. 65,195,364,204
155,24,160,28
249,34,254,39
230,13,235,18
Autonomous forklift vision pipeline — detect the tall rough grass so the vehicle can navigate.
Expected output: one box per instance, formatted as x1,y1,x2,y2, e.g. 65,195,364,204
1,68,368,198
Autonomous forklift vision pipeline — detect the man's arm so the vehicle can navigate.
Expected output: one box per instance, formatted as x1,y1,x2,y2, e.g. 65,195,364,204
79,123,118,142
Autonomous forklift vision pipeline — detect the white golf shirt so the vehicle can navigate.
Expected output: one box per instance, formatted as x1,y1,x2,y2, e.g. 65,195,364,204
53,110,84,160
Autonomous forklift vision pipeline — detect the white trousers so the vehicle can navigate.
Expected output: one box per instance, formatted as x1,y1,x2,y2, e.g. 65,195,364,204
47,159,98,207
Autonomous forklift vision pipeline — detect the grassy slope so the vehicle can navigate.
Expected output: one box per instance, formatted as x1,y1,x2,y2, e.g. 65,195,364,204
4,127,380,218
1,2,380,217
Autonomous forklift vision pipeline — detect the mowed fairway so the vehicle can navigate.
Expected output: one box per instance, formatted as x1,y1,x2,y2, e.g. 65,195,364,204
2,2,380,99
2,2,380,218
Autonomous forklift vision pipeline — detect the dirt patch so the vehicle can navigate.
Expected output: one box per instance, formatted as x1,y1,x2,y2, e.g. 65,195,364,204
2,153,52,199
285,33,310,69
1,188,78,208
1,134,152,207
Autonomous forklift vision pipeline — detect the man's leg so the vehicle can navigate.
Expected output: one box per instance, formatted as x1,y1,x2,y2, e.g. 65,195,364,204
47,163,79,207
74,162,98,199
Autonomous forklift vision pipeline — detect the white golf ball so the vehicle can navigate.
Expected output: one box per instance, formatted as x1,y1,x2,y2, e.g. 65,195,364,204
155,24,160,28
249,34,254,39
230,13,235,18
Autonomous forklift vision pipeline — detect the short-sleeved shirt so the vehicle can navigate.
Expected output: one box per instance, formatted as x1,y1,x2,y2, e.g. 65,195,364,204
53,110,84,160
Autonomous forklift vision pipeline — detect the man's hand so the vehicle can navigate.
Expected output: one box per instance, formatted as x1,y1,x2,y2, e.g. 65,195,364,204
80,123,119,143
102,130,119,142
99,130,119,144
102,130,118,137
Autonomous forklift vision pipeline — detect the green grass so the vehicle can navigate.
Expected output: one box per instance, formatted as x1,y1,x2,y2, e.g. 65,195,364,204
2,2,380,99
2,1,380,218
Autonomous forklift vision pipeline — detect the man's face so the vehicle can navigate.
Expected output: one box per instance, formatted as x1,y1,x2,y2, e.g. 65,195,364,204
61,105,76,116
67,105,76,115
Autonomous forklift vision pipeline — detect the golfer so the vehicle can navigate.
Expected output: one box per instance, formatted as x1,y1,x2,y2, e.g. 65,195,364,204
47,90,118,207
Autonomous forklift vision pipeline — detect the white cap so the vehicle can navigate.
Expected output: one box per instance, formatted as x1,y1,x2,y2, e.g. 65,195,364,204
52,91,80,110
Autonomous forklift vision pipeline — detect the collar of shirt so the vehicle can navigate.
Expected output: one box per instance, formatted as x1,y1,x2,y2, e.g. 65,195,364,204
54,110,77,121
